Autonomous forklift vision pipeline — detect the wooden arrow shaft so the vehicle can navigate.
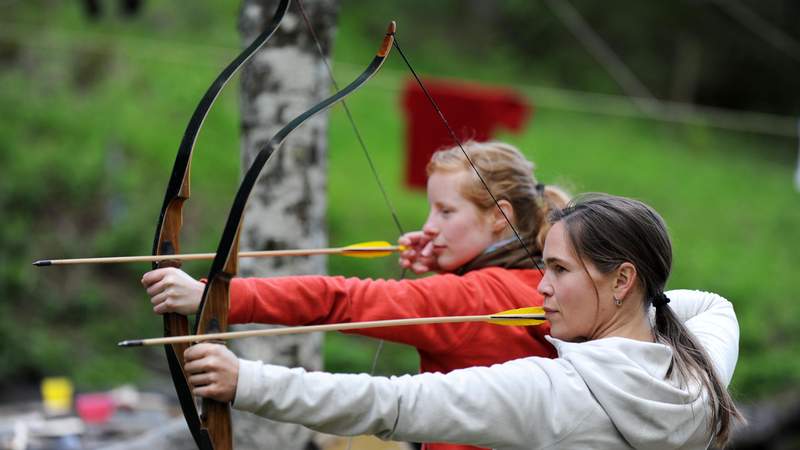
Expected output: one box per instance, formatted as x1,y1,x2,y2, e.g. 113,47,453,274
35,245,404,266
119,312,546,347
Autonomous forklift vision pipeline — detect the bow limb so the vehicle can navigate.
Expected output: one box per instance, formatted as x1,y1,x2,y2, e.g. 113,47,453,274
151,1,290,449
192,22,395,450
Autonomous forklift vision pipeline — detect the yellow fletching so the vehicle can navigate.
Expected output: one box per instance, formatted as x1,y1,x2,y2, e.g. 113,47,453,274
345,240,393,249
487,306,547,326
341,241,406,259
497,306,545,315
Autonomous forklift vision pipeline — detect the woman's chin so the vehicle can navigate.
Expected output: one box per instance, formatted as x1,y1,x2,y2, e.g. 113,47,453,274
548,324,568,341
438,260,464,272
437,254,477,272
549,328,586,343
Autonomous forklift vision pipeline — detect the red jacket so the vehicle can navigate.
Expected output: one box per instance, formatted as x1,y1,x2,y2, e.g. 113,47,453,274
229,267,556,450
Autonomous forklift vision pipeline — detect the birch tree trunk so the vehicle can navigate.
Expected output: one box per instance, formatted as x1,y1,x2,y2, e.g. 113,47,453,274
234,0,339,448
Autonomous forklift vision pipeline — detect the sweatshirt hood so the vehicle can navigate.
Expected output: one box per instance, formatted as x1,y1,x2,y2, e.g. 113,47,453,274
547,336,712,450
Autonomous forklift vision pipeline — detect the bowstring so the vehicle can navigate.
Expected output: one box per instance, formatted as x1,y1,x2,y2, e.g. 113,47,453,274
391,35,544,276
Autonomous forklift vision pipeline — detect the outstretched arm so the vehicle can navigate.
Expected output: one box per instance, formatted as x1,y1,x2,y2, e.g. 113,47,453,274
230,355,582,449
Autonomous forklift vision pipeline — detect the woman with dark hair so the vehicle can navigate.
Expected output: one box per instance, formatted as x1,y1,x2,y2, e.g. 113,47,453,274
181,193,744,449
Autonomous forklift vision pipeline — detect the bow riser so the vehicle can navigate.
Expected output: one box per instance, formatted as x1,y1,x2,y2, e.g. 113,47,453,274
196,271,235,449
155,195,209,448
194,226,240,450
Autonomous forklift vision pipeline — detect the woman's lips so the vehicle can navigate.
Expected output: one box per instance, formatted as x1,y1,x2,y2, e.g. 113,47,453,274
543,307,558,315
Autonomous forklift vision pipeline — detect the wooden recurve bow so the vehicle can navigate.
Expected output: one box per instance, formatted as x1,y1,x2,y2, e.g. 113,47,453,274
150,1,290,448
190,21,395,450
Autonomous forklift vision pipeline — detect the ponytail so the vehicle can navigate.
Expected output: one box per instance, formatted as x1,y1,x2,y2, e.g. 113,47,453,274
653,294,743,448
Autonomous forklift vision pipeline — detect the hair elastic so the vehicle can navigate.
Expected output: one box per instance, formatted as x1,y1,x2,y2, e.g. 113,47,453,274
652,292,671,308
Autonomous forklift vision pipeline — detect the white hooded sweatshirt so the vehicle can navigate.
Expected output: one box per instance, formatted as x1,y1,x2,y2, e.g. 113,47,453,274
233,290,739,449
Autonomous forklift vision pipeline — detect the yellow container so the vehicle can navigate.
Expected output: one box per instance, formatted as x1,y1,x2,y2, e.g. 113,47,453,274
41,377,74,415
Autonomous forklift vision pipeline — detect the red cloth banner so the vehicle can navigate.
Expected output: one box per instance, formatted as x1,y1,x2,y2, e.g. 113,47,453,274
402,77,532,189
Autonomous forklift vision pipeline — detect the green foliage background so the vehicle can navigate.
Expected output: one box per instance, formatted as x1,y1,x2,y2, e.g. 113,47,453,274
0,0,798,403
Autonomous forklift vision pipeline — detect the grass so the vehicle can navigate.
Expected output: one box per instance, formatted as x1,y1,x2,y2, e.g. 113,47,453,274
1,0,798,401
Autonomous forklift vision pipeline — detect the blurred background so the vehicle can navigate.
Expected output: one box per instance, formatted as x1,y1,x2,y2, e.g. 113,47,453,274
1,0,798,448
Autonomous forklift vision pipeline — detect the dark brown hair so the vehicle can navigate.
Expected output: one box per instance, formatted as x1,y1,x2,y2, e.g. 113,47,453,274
549,193,743,448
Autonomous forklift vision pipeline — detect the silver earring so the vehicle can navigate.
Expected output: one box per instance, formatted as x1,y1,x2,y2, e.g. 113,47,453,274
613,296,623,306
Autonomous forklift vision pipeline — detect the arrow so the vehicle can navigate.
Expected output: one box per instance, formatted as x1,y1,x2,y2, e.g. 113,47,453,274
32,241,405,266
118,307,547,347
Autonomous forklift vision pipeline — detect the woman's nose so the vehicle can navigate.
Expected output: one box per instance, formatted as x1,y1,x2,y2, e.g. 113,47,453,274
422,217,438,235
537,275,553,297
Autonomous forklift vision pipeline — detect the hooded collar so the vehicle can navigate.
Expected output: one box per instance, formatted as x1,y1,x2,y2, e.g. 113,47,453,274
546,336,713,449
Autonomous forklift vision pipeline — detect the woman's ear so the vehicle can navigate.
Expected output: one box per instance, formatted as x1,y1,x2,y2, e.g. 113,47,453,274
491,199,514,234
612,262,638,300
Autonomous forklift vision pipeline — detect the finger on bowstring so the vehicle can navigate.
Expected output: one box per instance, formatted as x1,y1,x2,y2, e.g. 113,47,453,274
420,240,435,257
411,261,431,274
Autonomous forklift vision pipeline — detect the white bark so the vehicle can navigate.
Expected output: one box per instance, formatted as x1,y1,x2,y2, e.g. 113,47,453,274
234,0,339,448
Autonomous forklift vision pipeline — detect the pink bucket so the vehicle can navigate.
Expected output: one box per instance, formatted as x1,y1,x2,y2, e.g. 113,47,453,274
75,393,116,424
